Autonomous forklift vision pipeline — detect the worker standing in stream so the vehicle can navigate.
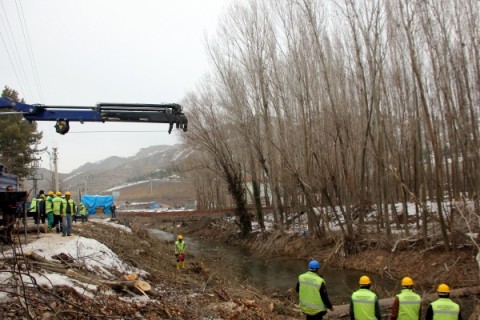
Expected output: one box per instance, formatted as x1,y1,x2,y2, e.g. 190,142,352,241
175,234,186,269
389,276,421,320
296,260,334,320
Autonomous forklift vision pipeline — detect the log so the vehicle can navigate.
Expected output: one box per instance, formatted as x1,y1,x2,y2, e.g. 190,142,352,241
122,273,138,281
25,250,64,267
65,269,151,293
25,251,151,295
327,286,480,318
14,224,46,233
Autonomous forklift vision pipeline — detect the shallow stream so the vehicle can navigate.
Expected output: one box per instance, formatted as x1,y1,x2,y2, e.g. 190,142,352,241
148,228,398,304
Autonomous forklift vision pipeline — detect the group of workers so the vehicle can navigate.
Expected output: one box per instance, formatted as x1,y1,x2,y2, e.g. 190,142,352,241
28,189,88,236
297,259,462,320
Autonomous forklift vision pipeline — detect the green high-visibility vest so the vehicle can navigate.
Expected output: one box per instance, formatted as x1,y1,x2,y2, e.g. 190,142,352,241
29,198,37,212
45,196,53,213
298,271,326,315
79,204,87,215
62,198,75,216
52,196,63,216
431,298,459,320
352,288,377,320
397,288,421,319
175,240,185,254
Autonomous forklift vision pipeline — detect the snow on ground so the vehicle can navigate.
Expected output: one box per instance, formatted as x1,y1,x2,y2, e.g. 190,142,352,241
20,232,143,278
0,217,147,303
93,217,132,233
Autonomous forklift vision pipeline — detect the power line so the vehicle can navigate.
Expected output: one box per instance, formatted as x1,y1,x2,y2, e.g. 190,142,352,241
0,27,26,95
0,0,33,99
15,0,44,102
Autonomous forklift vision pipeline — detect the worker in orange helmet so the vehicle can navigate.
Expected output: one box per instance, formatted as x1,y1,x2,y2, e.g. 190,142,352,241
425,284,462,320
350,275,381,320
390,276,421,319
175,234,186,269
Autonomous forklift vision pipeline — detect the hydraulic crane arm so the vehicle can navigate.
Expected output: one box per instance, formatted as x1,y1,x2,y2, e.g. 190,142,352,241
0,97,188,134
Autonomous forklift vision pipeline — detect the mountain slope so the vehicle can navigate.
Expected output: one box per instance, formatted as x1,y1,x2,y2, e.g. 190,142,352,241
24,144,196,207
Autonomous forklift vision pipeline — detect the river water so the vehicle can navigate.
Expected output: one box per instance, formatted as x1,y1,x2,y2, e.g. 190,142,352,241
148,228,397,304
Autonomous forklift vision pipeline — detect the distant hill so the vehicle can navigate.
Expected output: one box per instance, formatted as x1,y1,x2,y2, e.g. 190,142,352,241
23,144,196,207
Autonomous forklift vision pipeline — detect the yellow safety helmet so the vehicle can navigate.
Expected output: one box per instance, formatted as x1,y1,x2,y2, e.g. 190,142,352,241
437,283,450,293
401,276,414,286
56,191,62,196
359,275,371,285
65,191,71,196
48,191,54,196
177,235,184,240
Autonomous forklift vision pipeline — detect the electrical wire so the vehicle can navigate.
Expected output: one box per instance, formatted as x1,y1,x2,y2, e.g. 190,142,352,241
0,11,27,96
15,0,44,103
0,0,34,100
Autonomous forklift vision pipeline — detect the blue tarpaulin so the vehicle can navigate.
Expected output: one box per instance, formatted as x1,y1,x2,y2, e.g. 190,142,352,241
81,195,114,215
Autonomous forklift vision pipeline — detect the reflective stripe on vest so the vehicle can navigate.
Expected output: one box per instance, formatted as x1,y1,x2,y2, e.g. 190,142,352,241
431,298,459,320
298,271,326,315
352,288,377,320
397,289,421,319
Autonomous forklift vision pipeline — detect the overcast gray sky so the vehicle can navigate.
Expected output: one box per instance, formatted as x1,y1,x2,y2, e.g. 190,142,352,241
1,0,230,173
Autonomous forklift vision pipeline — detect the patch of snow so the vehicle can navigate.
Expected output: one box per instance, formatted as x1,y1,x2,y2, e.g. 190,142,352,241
93,218,132,233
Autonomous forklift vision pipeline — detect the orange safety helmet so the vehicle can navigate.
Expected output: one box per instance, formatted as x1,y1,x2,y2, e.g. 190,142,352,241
401,277,414,286
56,191,62,196
65,191,71,196
359,275,371,285
48,191,54,196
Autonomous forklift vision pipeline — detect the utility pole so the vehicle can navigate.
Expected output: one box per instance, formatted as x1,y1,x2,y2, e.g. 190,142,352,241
31,157,41,196
53,147,59,191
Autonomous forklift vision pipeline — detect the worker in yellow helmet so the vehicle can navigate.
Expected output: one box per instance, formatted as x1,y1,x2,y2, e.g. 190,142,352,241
175,234,186,269
45,191,55,231
61,191,76,236
349,275,381,320
390,276,421,319
52,191,63,233
425,284,462,320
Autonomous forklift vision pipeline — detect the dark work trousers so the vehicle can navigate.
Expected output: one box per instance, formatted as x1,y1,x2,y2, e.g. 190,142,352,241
306,311,327,320
53,214,62,232
1,213,16,244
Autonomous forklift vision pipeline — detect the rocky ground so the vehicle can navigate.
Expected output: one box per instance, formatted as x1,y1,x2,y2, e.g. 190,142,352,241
1,216,479,319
